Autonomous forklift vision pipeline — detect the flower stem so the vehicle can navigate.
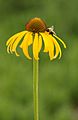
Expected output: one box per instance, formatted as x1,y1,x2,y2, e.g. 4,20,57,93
33,58,39,120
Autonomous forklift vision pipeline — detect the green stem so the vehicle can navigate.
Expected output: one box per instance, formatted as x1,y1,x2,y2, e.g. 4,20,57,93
33,58,39,120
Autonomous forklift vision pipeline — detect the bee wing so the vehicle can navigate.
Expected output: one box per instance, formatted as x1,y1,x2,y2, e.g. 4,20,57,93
51,26,54,30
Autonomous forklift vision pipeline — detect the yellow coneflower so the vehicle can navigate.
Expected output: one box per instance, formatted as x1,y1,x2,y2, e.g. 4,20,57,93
6,17,66,60
6,17,67,120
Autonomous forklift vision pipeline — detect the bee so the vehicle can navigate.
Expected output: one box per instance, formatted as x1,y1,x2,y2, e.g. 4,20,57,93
46,26,56,36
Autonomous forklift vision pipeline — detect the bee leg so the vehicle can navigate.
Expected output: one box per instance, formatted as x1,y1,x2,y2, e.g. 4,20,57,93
50,31,53,36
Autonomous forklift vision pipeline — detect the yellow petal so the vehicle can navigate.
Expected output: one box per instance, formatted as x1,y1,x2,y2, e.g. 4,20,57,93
7,45,10,53
38,35,42,52
6,34,19,46
15,50,19,56
12,31,27,56
53,34,66,48
7,39,14,53
33,33,39,60
45,34,54,60
6,31,27,55
49,35,62,59
40,33,49,52
40,33,54,60
20,32,32,59
6,31,27,46
7,38,17,54
48,42,54,60
22,44,31,59
28,33,33,46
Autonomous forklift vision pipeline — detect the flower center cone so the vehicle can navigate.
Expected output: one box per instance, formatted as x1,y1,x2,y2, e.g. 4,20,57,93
26,18,47,33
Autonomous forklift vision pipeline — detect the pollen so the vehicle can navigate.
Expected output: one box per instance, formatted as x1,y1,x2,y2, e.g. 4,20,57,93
26,17,47,33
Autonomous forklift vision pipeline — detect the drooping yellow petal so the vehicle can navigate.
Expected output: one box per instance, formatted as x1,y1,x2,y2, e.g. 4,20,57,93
48,35,62,59
33,33,39,60
14,50,19,56
28,33,33,46
45,34,54,60
20,32,33,59
7,37,19,54
7,39,15,53
40,33,54,60
22,43,31,59
6,31,27,46
40,33,49,52
12,31,27,56
38,35,42,52
20,32,33,47
6,34,19,46
6,31,27,56
53,34,66,48
49,42,54,60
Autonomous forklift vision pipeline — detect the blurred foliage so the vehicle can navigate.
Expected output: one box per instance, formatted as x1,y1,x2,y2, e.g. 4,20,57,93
0,0,78,120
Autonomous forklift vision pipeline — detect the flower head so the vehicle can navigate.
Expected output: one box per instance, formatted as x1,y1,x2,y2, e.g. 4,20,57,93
6,17,66,60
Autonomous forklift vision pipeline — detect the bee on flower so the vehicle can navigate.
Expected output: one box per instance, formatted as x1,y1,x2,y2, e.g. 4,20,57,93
46,26,56,35
6,17,66,60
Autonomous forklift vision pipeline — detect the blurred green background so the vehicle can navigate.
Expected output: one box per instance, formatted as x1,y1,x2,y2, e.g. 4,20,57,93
0,0,78,120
